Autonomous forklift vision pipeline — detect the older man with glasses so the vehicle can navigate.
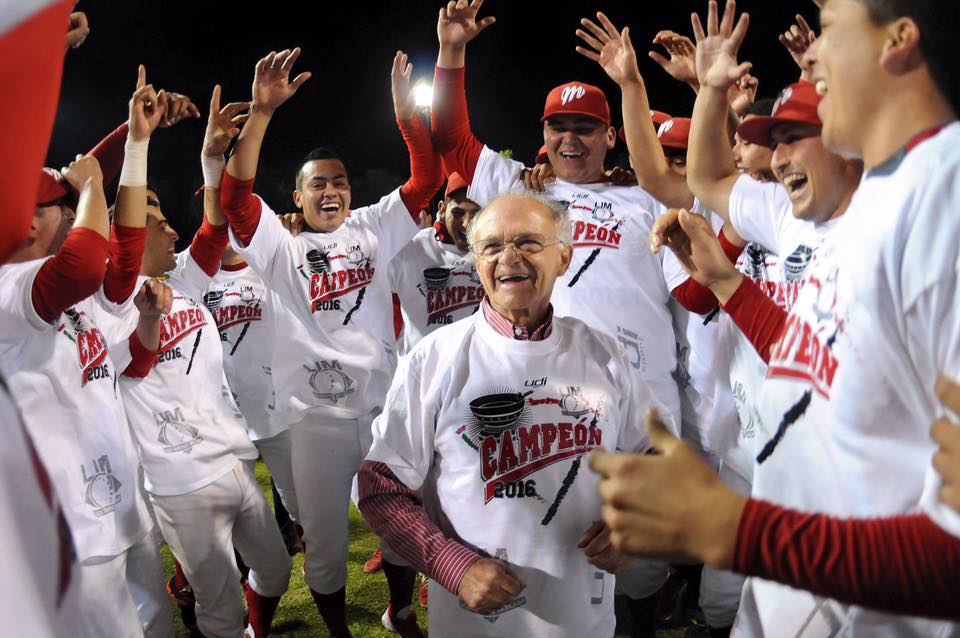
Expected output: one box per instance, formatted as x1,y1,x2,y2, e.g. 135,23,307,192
357,191,675,638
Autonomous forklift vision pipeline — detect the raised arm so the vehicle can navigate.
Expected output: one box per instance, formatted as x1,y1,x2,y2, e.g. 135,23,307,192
576,12,693,209
431,0,495,182
222,48,310,245
123,279,173,379
393,51,444,220
779,14,817,84
687,0,753,221
32,156,110,323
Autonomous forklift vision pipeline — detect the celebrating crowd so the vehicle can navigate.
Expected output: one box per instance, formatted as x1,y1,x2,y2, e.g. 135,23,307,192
2,0,960,636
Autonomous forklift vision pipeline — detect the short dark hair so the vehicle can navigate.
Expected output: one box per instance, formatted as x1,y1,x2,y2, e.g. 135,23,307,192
295,147,346,190
860,0,960,115
745,98,776,118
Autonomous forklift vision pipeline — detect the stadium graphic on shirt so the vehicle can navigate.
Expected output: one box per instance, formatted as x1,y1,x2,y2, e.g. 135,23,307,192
59,308,111,387
418,263,485,326
80,454,121,517
303,359,355,403
458,386,605,508
296,244,374,321
153,407,203,453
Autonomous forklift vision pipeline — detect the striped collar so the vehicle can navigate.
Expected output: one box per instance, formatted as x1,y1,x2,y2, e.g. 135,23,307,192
480,297,553,341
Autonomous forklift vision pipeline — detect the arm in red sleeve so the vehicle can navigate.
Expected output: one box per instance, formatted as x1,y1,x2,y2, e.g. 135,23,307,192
670,228,746,315
103,224,146,304
431,66,484,183
32,228,109,323
734,499,960,621
188,217,229,277
358,461,482,594
219,173,262,247
721,278,789,363
397,116,443,221
122,329,158,378
87,122,129,186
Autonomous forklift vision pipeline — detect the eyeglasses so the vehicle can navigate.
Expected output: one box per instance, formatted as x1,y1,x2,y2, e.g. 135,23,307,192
472,234,564,261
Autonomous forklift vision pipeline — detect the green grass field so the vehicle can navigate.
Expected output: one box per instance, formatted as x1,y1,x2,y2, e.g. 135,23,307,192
160,461,697,637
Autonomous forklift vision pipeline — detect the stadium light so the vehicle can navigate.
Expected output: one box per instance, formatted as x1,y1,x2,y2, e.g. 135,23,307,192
414,80,433,109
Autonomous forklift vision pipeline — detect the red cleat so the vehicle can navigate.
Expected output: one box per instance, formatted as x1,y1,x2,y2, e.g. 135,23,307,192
418,579,428,607
363,547,384,574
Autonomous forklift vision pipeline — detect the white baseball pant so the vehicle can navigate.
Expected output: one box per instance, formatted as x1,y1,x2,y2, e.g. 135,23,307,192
699,460,751,628
149,461,291,638
289,413,373,594
253,429,298,522
78,527,174,638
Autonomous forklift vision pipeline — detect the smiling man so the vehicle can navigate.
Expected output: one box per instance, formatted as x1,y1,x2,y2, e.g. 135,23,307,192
358,192,673,638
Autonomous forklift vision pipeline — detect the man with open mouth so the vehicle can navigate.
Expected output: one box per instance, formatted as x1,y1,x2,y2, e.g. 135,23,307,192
359,192,676,637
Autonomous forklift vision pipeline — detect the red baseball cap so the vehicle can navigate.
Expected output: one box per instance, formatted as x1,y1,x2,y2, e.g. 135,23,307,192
737,82,822,148
36,168,79,210
542,81,611,126
657,117,691,150
444,171,469,199
617,110,673,143
535,145,549,165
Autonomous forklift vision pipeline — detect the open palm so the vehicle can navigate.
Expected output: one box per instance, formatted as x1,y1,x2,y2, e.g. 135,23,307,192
576,13,640,87
252,48,311,115
692,0,752,91
437,0,495,48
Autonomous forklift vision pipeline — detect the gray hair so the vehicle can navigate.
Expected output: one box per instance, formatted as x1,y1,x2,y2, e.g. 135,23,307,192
465,190,572,249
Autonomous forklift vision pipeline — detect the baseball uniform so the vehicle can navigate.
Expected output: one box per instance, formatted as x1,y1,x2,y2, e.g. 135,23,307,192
366,308,674,637
0,258,168,638
387,227,484,354
733,124,960,636
205,264,297,521
119,248,290,638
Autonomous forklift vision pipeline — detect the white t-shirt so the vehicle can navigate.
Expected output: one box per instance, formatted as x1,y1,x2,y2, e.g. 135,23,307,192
466,146,681,425
230,192,419,425
119,251,257,496
735,125,960,636
0,374,80,637
728,174,838,309
388,228,484,354
368,312,674,638
205,265,283,440
0,259,153,560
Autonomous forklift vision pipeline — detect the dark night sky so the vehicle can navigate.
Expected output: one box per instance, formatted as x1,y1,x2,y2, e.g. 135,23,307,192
48,0,816,245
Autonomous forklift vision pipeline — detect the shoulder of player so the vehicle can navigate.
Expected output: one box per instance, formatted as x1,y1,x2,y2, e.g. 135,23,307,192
553,315,621,359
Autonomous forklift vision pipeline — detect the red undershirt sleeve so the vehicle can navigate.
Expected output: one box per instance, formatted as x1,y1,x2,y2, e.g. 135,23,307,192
397,116,443,221
734,498,960,621
358,461,482,595
88,122,129,186
431,66,484,183
188,217,229,278
32,228,108,324
103,224,146,304
219,173,262,247
671,228,746,315
721,278,789,364
123,329,158,378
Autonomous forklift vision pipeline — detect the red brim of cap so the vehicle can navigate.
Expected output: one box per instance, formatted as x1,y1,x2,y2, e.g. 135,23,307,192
541,110,610,126
737,115,822,148
36,169,70,206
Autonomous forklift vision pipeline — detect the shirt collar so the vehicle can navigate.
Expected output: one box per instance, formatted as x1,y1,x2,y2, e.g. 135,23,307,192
480,297,553,341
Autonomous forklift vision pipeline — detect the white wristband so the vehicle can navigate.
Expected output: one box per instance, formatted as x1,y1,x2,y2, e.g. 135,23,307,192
201,154,226,189
118,138,149,187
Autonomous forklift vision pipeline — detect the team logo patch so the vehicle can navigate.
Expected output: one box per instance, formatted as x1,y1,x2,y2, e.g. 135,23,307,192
783,245,814,281
59,308,110,387
80,455,122,516
773,86,794,116
297,245,375,321
153,408,203,453
304,359,355,403
561,85,586,105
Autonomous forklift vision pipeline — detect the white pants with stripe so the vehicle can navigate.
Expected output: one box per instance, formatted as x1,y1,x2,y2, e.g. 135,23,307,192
149,462,291,638
78,527,174,638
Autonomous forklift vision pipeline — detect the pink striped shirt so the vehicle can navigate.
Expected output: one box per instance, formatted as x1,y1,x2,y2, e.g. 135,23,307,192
357,298,555,594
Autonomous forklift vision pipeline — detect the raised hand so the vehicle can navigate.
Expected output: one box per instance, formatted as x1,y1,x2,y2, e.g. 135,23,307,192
278,212,307,237
522,163,557,192
649,30,698,88
203,85,250,157
135,279,173,319
779,15,816,82
66,11,90,50
251,48,311,116
128,65,166,142
437,0,496,49
61,154,103,192
728,72,759,117
159,92,201,128
575,12,641,87
457,558,525,614
391,51,416,121
692,0,752,91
